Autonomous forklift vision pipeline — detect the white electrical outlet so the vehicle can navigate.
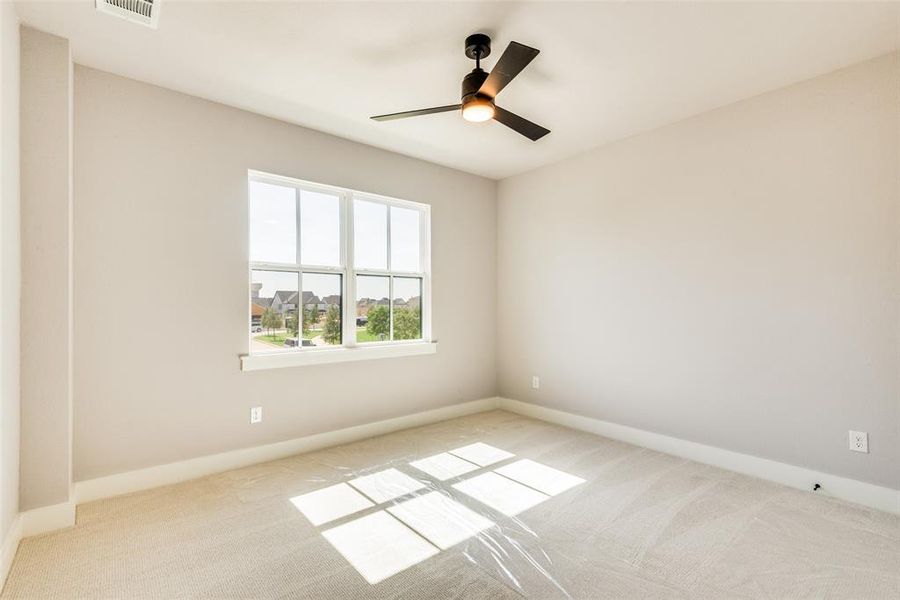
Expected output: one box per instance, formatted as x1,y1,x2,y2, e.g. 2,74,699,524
250,406,262,424
532,376,540,390
848,430,868,453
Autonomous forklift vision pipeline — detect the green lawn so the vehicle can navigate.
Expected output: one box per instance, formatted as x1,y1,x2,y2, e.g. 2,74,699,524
254,332,291,347
254,330,320,347
257,329,417,346
356,328,389,343
355,328,421,343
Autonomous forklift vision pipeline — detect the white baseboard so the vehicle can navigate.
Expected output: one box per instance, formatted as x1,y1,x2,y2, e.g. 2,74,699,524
0,515,22,592
75,396,502,504
20,501,76,537
17,393,898,550
0,502,75,593
499,397,899,515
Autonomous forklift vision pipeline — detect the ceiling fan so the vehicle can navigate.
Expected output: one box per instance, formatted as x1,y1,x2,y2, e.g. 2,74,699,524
371,33,550,141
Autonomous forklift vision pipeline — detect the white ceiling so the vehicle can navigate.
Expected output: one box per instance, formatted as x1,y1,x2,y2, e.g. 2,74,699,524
14,1,900,179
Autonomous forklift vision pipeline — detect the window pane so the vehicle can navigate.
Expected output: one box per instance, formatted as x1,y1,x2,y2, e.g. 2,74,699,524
354,199,387,270
249,181,296,264
355,275,390,343
300,190,341,267
390,206,421,272
392,277,422,340
303,273,342,346
250,270,299,353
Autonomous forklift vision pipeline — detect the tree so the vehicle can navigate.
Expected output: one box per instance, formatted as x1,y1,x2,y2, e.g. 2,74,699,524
323,304,342,344
304,304,319,335
285,310,299,337
393,307,421,340
260,307,283,340
366,305,390,341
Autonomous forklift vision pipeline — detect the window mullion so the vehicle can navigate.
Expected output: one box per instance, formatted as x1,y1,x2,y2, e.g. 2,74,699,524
251,261,302,272
296,187,303,349
343,192,355,348
297,268,303,348
389,275,394,342
295,187,302,267
422,207,431,342
386,204,392,272
386,204,392,342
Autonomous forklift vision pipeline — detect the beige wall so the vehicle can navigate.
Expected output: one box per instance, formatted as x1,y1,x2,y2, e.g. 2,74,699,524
497,53,900,490
0,5,21,537
72,66,497,481
31,45,897,499
19,27,74,510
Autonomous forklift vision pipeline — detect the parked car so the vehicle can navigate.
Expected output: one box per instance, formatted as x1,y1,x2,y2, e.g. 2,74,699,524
283,337,300,347
251,325,262,333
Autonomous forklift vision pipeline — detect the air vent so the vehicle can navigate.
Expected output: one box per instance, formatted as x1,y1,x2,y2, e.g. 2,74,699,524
96,0,160,29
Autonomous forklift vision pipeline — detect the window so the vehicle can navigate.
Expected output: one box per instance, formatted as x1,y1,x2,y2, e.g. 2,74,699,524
245,171,433,369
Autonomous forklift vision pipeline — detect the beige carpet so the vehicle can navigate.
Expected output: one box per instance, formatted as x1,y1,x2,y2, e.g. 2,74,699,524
3,410,898,599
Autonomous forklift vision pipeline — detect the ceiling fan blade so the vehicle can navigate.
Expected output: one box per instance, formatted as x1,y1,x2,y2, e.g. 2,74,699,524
493,106,550,141
478,41,540,98
371,104,461,121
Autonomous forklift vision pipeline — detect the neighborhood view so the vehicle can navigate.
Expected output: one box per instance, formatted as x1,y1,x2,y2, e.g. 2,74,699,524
248,177,426,354
250,271,421,353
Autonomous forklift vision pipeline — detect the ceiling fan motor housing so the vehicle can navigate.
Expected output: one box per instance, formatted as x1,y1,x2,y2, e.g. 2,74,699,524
461,69,490,106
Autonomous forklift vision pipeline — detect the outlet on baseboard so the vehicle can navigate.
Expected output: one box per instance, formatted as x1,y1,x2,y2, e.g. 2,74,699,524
848,430,867,453
532,375,540,390
250,406,262,424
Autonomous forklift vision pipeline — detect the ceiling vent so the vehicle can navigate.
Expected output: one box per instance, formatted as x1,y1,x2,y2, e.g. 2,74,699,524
96,0,160,29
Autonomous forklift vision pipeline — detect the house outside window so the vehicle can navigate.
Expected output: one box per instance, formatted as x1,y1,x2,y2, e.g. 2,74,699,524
246,171,432,367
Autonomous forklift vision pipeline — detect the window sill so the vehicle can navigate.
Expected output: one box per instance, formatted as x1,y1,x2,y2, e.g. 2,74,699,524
240,341,437,371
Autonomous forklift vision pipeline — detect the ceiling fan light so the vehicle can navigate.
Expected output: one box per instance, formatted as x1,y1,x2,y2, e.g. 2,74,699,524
462,98,495,122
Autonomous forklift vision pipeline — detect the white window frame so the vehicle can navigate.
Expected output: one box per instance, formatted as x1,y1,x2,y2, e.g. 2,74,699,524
242,170,435,371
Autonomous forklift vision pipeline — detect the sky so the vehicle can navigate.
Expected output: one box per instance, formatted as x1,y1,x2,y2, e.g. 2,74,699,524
249,181,421,302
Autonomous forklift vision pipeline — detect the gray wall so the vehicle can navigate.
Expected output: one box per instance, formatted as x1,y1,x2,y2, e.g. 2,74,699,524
72,67,497,481
0,5,21,537
497,52,900,490
19,27,74,511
